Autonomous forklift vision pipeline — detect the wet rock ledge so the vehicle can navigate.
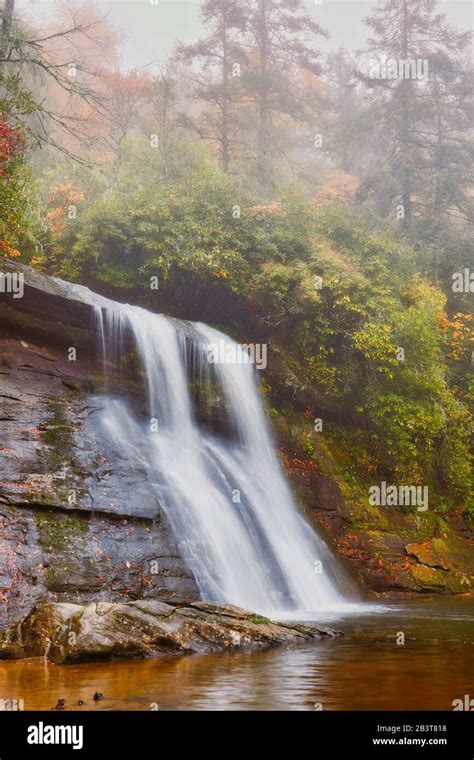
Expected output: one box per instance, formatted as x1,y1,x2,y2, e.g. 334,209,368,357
0,600,340,664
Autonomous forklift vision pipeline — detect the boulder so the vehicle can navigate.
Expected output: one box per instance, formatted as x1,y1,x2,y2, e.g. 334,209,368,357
0,600,341,664
405,540,453,571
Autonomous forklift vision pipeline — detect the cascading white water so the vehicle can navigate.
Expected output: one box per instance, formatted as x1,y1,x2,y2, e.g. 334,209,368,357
68,281,356,616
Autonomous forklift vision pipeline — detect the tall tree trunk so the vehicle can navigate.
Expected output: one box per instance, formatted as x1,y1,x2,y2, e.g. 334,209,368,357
221,13,230,173
399,0,412,228
257,0,271,198
0,0,15,79
433,71,444,212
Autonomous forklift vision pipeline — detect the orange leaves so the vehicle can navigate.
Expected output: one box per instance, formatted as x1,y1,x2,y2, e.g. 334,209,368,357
249,202,286,217
444,312,473,362
48,180,85,208
46,180,85,235
312,171,359,207
0,240,21,258
278,448,321,479
212,269,228,279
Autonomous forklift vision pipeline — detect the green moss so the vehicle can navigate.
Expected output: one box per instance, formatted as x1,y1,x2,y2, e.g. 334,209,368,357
246,614,271,625
40,401,73,448
34,511,89,552
121,350,142,374
27,491,51,505
33,400,86,478
409,564,445,589
299,429,315,457
44,566,61,584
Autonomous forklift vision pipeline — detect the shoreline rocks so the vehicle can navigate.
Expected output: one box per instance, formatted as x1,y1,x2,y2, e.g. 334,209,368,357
0,600,341,664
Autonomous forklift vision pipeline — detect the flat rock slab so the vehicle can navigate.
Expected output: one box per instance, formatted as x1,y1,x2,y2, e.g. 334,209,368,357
0,600,341,664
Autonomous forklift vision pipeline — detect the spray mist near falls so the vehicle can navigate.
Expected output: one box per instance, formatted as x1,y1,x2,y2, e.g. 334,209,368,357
70,283,356,617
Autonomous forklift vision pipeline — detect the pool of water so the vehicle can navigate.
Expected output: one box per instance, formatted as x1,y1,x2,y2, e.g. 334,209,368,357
0,597,472,710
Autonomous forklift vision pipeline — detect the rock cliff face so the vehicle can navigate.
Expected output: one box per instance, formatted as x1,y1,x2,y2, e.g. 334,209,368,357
0,260,198,628
272,413,474,596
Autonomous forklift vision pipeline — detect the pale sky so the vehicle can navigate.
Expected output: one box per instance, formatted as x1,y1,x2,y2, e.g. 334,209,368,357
16,0,473,71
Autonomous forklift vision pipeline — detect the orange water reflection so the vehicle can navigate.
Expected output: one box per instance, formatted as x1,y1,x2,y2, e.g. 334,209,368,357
0,598,472,711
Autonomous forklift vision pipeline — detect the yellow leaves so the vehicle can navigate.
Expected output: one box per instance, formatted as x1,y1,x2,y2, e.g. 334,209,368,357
446,312,474,361
405,277,446,314
437,308,451,332
353,321,400,374
29,254,46,268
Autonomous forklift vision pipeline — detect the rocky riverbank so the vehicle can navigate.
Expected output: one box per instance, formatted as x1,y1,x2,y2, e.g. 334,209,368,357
0,600,340,663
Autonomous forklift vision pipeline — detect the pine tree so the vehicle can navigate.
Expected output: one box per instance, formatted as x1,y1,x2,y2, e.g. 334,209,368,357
324,47,368,175
176,0,247,173
360,0,472,228
243,0,327,197
426,50,473,220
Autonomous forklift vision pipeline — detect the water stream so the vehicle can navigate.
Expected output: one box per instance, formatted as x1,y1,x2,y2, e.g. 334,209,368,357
92,299,355,616
1,598,471,710
62,279,356,616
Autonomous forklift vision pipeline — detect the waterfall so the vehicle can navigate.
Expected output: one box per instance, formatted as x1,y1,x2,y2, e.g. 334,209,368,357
69,282,356,616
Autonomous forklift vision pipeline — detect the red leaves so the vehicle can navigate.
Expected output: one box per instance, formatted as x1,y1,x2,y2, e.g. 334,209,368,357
0,118,25,173
278,448,321,478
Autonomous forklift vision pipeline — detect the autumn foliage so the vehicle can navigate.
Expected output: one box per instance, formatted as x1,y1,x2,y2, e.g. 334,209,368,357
0,116,29,258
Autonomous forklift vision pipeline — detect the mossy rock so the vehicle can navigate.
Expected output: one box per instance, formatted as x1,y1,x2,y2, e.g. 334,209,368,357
33,400,87,480
34,511,89,552
405,539,453,571
246,614,271,625
409,564,446,590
